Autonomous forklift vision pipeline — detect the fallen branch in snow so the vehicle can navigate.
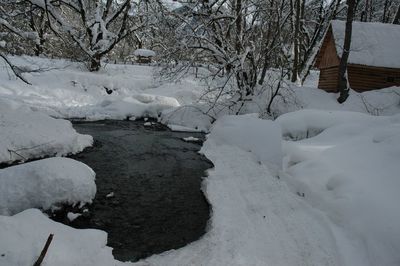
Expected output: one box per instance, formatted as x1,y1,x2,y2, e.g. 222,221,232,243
7,141,56,161
7,149,27,161
33,233,54,266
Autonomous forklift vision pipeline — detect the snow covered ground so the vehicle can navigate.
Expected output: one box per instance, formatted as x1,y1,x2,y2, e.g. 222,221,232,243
1,56,400,266
0,209,118,266
281,111,400,266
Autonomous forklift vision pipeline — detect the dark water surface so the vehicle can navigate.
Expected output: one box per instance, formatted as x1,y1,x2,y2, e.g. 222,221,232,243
54,120,212,262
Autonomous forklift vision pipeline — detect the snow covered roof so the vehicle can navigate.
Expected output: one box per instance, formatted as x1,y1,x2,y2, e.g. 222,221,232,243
331,20,400,69
133,49,156,57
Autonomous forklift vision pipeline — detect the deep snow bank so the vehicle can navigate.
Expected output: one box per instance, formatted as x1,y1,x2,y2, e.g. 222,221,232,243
0,157,96,215
276,109,382,140
133,115,339,266
0,99,92,164
282,110,400,266
63,94,180,120
0,56,204,125
0,209,117,266
208,114,282,175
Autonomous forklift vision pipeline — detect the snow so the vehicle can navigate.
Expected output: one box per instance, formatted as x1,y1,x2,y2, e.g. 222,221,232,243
105,192,115,198
1,56,400,266
0,157,96,215
0,56,204,129
0,98,93,164
133,49,156,57
67,212,82,222
276,109,379,140
331,20,400,68
161,105,214,132
0,209,118,266
133,115,339,266
67,94,180,120
182,136,199,142
208,114,282,175
282,110,400,266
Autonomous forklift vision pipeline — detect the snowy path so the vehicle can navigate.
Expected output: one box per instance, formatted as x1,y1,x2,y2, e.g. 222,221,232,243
133,141,340,265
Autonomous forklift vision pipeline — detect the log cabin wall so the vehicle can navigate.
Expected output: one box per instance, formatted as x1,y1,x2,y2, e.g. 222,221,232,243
316,29,340,69
318,66,339,92
316,28,341,92
347,65,400,92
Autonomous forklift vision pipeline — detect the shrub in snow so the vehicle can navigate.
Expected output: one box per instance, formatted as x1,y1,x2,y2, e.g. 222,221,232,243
0,157,96,215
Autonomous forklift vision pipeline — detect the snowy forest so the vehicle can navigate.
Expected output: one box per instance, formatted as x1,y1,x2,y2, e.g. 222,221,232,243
1,0,400,265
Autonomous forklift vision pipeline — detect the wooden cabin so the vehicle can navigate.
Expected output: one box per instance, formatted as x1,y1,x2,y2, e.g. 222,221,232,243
315,20,400,92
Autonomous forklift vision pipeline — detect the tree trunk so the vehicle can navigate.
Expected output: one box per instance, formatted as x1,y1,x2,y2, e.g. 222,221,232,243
291,0,301,83
337,0,357,103
393,4,400,24
235,0,243,55
382,0,390,23
89,54,102,71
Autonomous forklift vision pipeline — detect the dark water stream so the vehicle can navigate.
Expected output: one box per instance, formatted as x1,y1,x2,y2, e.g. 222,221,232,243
52,120,212,262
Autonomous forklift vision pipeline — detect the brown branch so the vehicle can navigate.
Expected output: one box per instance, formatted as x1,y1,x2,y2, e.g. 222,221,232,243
33,234,54,266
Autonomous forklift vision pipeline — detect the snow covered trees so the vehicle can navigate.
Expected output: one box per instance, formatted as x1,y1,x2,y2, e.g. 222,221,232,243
24,0,138,71
159,0,293,113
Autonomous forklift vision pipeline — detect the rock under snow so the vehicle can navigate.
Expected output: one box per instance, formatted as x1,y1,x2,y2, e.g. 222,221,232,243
0,157,96,215
0,99,92,164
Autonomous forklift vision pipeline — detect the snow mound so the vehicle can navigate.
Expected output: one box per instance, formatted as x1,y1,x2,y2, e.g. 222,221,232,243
208,114,282,175
0,99,93,164
67,94,180,120
0,209,117,266
283,111,400,266
0,157,96,215
276,109,380,140
161,105,214,132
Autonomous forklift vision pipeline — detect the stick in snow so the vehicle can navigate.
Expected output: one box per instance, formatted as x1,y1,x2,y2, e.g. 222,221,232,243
33,233,54,266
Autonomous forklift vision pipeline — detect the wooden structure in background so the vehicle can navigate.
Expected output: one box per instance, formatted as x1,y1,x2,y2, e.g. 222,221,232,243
315,21,400,92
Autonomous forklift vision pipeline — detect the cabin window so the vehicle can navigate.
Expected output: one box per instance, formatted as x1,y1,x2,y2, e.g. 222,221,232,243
387,77,395,82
